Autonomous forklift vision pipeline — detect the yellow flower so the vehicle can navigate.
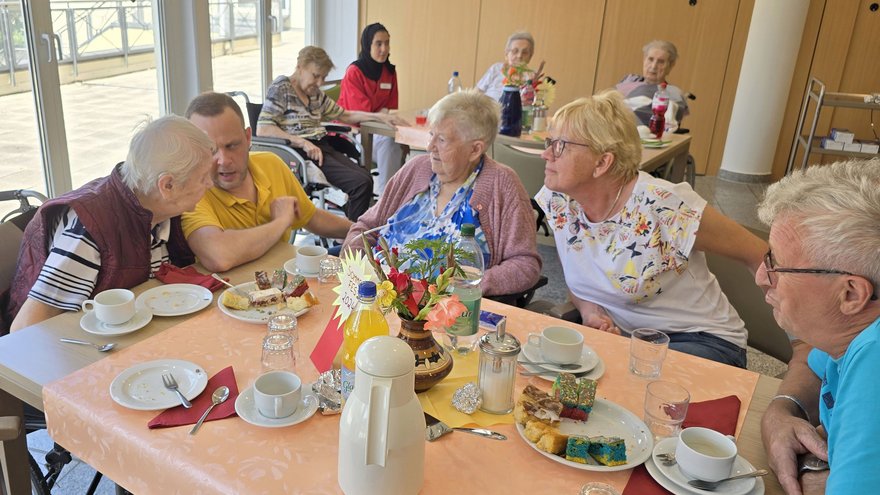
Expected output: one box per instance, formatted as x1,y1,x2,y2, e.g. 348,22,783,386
377,280,397,308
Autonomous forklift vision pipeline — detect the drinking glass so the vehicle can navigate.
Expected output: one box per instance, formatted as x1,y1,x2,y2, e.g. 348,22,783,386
268,312,299,360
629,328,670,378
318,257,343,284
643,380,690,439
261,333,296,372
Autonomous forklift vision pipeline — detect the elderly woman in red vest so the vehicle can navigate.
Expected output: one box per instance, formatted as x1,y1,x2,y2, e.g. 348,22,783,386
6,116,215,332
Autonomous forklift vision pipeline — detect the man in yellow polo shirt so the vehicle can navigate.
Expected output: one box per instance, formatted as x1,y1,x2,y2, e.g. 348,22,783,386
182,92,352,272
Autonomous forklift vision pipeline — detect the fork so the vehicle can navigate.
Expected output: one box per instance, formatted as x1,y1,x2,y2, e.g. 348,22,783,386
162,373,192,408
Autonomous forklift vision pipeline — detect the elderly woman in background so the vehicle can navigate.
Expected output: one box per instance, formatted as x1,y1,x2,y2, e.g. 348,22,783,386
343,89,541,296
758,159,880,495
535,90,765,367
476,31,538,101
338,22,408,195
616,40,689,129
257,45,408,221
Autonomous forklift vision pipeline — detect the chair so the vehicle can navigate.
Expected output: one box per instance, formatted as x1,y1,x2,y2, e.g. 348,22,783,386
487,276,549,308
491,137,551,235
0,190,112,495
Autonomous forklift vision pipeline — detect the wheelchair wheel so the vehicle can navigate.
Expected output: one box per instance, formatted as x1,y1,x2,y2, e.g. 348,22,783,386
28,451,51,495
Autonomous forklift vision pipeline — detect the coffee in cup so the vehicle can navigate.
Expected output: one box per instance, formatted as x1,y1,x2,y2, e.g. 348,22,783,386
81,288,136,325
674,427,738,481
527,326,584,364
253,370,302,419
296,245,328,276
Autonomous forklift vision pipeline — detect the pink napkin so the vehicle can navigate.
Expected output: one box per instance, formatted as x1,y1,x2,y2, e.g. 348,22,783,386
148,366,240,429
154,263,227,292
622,395,742,495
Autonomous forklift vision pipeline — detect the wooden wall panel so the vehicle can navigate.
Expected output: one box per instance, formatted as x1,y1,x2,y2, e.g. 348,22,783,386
473,0,605,109
596,0,741,175
361,0,481,111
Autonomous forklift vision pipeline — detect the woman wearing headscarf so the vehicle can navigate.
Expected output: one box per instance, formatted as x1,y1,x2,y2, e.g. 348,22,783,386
338,22,407,195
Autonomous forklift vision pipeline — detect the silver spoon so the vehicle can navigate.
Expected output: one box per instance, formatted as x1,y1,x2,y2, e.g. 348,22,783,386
189,386,230,435
59,338,116,352
687,469,769,491
519,360,582,370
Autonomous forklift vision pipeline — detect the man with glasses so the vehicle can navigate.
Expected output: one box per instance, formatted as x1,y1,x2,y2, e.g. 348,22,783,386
758,158,880,495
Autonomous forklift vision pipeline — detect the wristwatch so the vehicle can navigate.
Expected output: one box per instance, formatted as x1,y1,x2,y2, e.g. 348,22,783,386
798,453,830,474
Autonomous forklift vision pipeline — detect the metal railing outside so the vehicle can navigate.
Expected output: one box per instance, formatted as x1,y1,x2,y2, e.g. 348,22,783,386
1,0,291,85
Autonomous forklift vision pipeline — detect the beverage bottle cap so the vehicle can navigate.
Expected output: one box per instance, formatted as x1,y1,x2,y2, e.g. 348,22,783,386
453,71,459,77
460,223,476,236
357,281,377,298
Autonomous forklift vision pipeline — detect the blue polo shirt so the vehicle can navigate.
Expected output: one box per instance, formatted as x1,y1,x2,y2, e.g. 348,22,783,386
807,316,880,493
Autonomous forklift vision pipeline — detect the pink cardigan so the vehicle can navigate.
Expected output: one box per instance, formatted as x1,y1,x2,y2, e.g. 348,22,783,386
343,154,542,296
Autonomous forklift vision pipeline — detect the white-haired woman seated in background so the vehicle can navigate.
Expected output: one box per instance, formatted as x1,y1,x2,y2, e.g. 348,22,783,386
476,31,538,101
616,39,689,129
342,89,541,297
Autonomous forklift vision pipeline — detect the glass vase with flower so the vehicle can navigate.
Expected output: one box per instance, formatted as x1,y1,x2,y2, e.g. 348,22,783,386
362,236,468,392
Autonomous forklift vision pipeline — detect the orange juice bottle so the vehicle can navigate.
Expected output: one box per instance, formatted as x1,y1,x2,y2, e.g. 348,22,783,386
341,281,390,403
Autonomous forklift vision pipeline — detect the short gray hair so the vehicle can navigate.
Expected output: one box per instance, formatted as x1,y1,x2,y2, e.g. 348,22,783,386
758,158,880,286
643,40,678,65
121,115,215,194
428,88,500,147
506,31,535,53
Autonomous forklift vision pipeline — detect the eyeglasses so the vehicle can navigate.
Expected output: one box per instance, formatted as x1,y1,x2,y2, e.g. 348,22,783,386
544,138,590,159
763,250,878,300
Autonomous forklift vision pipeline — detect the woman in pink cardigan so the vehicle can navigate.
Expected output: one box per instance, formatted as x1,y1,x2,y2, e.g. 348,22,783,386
342,89,541,296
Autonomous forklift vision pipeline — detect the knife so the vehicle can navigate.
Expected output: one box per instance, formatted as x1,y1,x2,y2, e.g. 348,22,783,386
424,412,507,441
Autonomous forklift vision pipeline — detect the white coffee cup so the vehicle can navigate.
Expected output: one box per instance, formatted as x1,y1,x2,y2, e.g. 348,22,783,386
81,288,136,325
253,370,302,419
675,427,738,482
527,326,584,364
296,245,328,276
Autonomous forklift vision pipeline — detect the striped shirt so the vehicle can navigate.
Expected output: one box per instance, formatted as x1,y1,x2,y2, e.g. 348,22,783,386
27,208,171,311
258,75,344,141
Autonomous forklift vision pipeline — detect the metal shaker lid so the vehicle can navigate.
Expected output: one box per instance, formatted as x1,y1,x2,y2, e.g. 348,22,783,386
479,319,520,357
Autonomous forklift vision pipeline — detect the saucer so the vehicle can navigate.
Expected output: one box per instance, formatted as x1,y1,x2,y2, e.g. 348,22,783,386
283,258,319,278
80,307,152,336
235,385,319,428
520,340,599,374
651,437,758,495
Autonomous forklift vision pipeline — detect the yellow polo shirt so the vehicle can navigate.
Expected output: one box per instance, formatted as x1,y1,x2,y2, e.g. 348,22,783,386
182,152,316,243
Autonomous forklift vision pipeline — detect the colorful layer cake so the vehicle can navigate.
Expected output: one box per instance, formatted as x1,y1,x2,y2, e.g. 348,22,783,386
552,373,597,421
565,436,598,465
587,436,627,466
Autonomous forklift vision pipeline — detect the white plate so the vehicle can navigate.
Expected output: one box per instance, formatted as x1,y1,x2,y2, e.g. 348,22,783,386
136,284,213,317
109,359,208,411
651,437,759,495
234,385,319,428
521,340,599,374
217,282,309,324
516,398,653,472
645,457,766,495
283,258,318,278
80,307,152,336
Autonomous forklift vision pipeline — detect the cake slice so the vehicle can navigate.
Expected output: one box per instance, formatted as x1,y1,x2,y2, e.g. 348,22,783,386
535,429,569,455
565,436,599,465
220,289,249,310
254,271,272,290
523,420,553,443
248,288,284,307
552,373,597,421
588,436,627,466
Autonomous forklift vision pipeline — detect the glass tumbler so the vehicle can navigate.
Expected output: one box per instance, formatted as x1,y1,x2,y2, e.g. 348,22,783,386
261,333,296,372
318,257,343,284
268,312,299,360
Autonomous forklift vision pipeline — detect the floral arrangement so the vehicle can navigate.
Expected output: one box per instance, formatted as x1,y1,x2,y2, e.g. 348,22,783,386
502,63,532,87
535,79,556,107
362,236,467,331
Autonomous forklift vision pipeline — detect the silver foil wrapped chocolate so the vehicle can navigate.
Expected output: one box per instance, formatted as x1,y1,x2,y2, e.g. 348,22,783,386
312,369,342,415
452,381,483,414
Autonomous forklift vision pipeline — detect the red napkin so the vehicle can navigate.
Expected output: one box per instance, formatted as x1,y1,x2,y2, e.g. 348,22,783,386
148,366,240,429
155,263,226,292
622,395,742,495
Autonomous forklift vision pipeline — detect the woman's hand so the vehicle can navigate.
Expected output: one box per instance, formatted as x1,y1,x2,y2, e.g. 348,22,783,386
300,139,323,166
570,293,620,334
384,113,410,127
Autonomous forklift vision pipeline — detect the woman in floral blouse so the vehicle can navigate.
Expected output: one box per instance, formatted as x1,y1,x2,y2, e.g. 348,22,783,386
535,90,766,367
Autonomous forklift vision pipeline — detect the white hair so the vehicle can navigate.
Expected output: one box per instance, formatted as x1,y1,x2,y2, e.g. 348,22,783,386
643,40,678,65
428,88,500,147
121,115,215,194
506,31,535,53
758,158,880,285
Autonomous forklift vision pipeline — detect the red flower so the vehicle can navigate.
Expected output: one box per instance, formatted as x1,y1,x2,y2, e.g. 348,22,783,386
388,268,411,293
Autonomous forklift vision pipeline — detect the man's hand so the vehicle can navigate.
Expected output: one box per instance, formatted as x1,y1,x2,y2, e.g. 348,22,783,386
799,469,829,495
269,196,299,226
301,140,323,165
762,414,827,495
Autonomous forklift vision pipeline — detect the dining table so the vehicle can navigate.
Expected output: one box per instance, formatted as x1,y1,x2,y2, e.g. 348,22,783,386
0,241,783,494
357,112,693,183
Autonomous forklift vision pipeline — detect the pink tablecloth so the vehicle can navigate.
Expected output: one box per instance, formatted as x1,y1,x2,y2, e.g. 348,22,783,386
43,299,759,494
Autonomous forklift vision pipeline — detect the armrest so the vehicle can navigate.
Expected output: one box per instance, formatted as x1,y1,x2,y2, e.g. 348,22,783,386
253,135,295,147
548,301,581,323
325,124,352,134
